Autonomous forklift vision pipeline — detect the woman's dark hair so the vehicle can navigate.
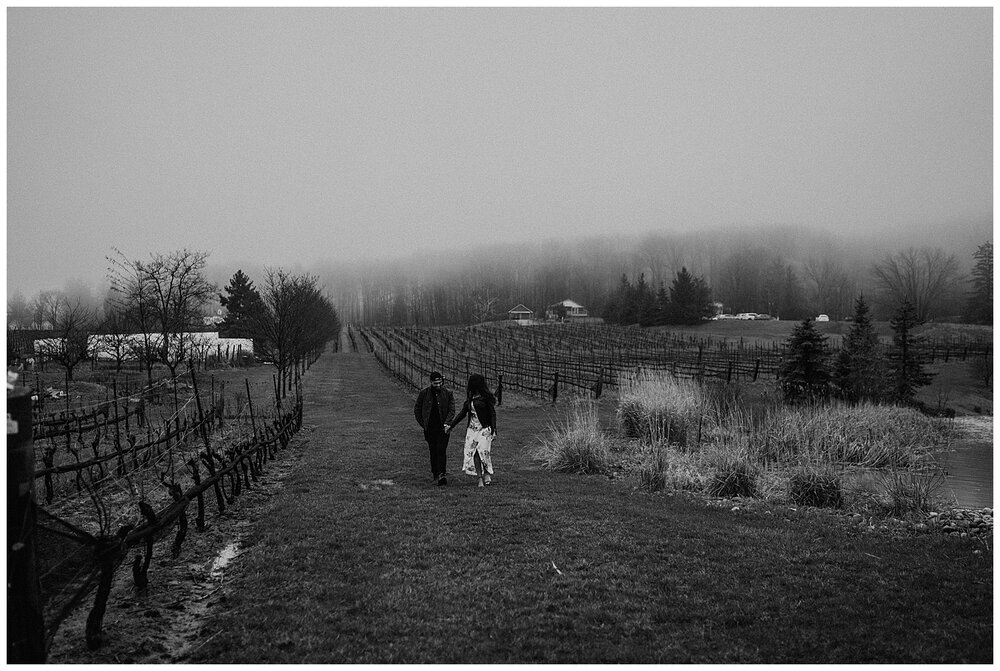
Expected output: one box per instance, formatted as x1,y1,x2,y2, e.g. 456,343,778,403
466,373,495,405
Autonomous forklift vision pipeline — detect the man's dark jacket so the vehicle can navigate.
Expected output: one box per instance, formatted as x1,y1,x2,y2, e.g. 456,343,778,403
414,385,456,432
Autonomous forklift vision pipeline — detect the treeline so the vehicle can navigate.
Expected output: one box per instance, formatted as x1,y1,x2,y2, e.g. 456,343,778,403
217,268,341,392
7,250,341,392
312,225,991,326
780,296,944,410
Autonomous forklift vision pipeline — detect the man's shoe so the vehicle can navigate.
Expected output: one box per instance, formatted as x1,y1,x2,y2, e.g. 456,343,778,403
437,476,448,486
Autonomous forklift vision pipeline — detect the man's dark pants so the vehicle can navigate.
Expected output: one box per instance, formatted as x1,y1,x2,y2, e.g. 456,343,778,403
425,421,450,481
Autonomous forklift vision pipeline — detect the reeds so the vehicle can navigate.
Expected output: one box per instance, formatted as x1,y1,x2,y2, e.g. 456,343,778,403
616,370,705,448
636,444,706,493
607,369,955,510
713,402,950,468
705,448,758,498
533,400,612,474
789,466,844,508
878,468,949,517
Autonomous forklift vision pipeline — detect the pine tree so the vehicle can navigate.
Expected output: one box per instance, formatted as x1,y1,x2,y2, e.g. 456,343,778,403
888,299,933,404
633,273,656,325
779,318,831,403
650,282,670,326
834,295,887,403
963,242,992,325
603,274,632,325
220,270,264,339
668,267,713,324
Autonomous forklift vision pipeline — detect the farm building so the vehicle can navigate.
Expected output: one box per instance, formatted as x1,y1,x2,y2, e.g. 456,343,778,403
86,332,254,361
507,304,534,322
546,299,588,321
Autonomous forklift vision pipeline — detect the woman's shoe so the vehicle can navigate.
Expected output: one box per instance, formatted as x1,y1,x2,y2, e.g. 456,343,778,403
484,474,492,486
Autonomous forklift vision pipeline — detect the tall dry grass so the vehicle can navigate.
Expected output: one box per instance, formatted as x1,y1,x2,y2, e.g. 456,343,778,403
608,370,954,508
720,403,950,468
533,400,612,474
616,370,705,448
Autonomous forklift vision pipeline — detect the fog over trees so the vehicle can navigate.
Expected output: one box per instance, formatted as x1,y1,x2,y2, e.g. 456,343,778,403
7,223,990,331
313,224,985,326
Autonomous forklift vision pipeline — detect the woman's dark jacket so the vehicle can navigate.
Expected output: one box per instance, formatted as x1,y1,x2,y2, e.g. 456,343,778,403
451,396,497,434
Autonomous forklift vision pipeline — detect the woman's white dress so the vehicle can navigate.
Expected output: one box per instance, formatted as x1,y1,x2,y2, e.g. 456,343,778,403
461,400,494,477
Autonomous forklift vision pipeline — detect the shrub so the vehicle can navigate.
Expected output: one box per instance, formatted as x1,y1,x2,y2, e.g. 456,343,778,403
715,402,949,468
637,447,669,492
616,370,705,448
878,468,949,517
533,401,611,474
789,467,844,508
705,451,758,498
635,445,705,493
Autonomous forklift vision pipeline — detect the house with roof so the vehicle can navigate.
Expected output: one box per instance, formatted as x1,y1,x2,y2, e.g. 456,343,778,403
546,299,588,321
507,304,534,323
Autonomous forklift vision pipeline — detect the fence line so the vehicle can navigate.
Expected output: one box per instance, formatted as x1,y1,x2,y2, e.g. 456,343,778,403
10,349,324,659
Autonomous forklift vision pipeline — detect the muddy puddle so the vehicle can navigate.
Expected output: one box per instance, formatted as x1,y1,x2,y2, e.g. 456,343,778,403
45,437,308,664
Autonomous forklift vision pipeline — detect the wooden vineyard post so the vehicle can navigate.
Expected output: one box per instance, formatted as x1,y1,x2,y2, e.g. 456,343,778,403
189,364,211,452
8,390,46,662
189,456,206,531
246,378,258,443
273,374,281,414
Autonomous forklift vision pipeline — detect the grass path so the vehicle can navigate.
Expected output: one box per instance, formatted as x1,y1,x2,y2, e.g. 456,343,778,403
190,349,991,663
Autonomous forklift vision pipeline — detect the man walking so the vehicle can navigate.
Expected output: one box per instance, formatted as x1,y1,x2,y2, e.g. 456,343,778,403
413,371,455,486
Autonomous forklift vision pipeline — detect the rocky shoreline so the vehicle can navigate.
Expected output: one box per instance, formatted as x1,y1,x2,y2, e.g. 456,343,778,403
703,495,993,540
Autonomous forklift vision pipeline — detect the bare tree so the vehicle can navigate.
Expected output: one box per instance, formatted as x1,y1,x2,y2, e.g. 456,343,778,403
107,248,215,381
35,297,96,381
108,249,160,386
95,302,133,373
470,294,499,324
252,269,340,396
30,290,63,329
802,257,858,319
871,247,962,322
7,291,32,329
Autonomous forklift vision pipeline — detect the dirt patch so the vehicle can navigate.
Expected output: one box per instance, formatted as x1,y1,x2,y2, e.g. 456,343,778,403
44,432,311,664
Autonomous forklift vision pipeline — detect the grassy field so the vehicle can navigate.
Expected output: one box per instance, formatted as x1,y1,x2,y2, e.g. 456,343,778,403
170,349,991,664
657,320,992,416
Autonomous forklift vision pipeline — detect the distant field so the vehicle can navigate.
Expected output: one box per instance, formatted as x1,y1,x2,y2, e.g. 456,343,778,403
653,318,993,347
656,319,993,416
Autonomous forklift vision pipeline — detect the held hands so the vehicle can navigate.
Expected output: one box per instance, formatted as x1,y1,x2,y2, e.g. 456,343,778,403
443,424,451,434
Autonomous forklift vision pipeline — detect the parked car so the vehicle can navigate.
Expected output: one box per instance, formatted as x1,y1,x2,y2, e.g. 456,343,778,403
736,313,758,320
754,313,773,320
713,314,738,320
816,314,830,322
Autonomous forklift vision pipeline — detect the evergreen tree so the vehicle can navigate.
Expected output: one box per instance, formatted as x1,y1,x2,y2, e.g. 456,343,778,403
633,273,657,325
834,295,887,403
963,241,992,325
649,282,670,326
220,269,264,338
603,274,632,324
779,318,831,403
668,267,713,324
888,299,933,404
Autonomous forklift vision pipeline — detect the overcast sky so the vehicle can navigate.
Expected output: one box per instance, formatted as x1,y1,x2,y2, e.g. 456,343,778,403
6,7,993,298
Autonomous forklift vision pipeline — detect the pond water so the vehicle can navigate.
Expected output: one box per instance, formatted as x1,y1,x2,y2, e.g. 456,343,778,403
842,422,992,510
938,438,992,509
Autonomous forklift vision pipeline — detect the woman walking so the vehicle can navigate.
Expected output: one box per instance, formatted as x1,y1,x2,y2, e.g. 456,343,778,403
445,373,497,488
